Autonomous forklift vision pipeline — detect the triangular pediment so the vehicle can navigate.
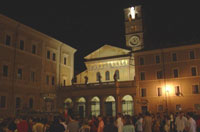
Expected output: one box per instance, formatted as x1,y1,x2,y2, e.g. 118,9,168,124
84,45,130,60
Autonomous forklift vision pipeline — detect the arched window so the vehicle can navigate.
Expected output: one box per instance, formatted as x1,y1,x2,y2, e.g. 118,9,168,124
105,71,110,80
96,72,101,81
64,98,73,108
29,98,33,109
105,96,116,116
115,70,120,79
122,95,133,116
77,97,86,118
91,96,100,116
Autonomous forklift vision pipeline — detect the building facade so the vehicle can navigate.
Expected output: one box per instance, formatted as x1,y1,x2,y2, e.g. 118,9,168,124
0,14,76,116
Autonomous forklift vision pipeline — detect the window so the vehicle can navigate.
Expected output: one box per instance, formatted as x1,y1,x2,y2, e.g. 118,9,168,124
16,97,21,108
192,85,199,94
157,71,163,79
173,69,178,78
189,51,195,59
158,87,162,96
175,86,180,95
64,57,67,65
0,96,6,108
176,104,181,111
115,70,120,79
140,72,145,80
17,68,22,80
52,76,55,85
19,40,24,50
47,50,50,59
30,72,35,82
5,35,11,46
158,105,163,112
64,80,66,86
46,75,49,85
105,71,110,80
191,67,197,76
32,45,36,54
172,53,177,61
3,65,8,77
29,98,33,109
139,57,144,65
52,53,56,61
155,55,160,64
96,72,101,81
141,88,146,97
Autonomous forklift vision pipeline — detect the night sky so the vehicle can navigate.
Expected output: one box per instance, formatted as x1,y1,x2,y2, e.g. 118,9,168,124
1,1,200,74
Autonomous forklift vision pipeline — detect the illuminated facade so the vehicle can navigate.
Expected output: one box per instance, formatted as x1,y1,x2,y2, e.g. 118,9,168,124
0,14,76,116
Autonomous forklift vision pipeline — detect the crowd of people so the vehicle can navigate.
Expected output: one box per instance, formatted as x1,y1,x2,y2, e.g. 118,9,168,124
0,110,200,132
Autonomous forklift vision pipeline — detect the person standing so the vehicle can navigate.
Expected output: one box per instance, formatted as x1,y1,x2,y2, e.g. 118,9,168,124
116,113,123,132
143,111,152,132
135,114,143,132
122,115,135,132
175,111,188,132
97,115,104,132
104,116,117,132
186,112,196,132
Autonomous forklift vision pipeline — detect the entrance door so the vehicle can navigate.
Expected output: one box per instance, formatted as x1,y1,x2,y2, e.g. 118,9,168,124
141,106,148,114
105,102,112,116
79,106,84,118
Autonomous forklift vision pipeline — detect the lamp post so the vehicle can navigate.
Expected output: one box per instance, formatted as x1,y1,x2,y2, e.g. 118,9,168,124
165,85,171,113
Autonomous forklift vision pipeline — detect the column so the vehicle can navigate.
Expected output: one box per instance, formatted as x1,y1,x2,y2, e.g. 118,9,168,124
100,96,105,116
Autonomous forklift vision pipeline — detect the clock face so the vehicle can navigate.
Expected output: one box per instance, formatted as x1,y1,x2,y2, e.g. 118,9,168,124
129,35,140,46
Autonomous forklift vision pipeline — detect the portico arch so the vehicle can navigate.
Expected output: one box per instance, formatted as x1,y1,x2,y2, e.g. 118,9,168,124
105,96,116,116
64,98,73,109
91,96,100,117
122,95,133,116
77,97,86,118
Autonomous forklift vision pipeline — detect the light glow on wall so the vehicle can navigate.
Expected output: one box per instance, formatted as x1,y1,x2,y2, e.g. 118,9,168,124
164,84,173,95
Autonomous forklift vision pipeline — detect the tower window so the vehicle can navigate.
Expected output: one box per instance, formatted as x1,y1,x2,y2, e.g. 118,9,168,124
64,57,67,65
139,57,144,65
192,85,199,94
173,69,178,78
19,40,24,50
47,50,50,59
191,67,197,76
17,68,22,80
5,35,11,46
189,51,195,59
32,45,36,54
140,72,145,80
3,65,8,77
155,55,160,64
141,88,146,97
158,87,162,96
52,53,56,61
157,71,163,79
172,53,177,61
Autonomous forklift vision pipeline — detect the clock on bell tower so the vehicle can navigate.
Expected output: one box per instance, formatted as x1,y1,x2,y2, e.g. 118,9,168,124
124,5,144,51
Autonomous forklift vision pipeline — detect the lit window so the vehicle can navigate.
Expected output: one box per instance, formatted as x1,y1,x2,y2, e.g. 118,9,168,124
19,40,24,50
172,53,177,61
16,97,21,108
5,35,11,46
157,71,163,79
158,87,162,96
52,53,56,61
191,67,197,76
173,69,178,78
3,65,8,77
155,55,160,64
32,45,36,54
0,96,6,108
47,51,50,59
140,72,145,80
189,51,195,59
192,85,199,94
105,71,110,80
141,88,146,97
139,57,144,65
17,68,22,80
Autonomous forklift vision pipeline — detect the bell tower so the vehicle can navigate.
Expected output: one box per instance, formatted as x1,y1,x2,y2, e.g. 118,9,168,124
124,5,144,51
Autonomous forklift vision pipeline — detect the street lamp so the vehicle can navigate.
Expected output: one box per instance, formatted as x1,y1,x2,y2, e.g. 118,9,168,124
165,85,172,113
